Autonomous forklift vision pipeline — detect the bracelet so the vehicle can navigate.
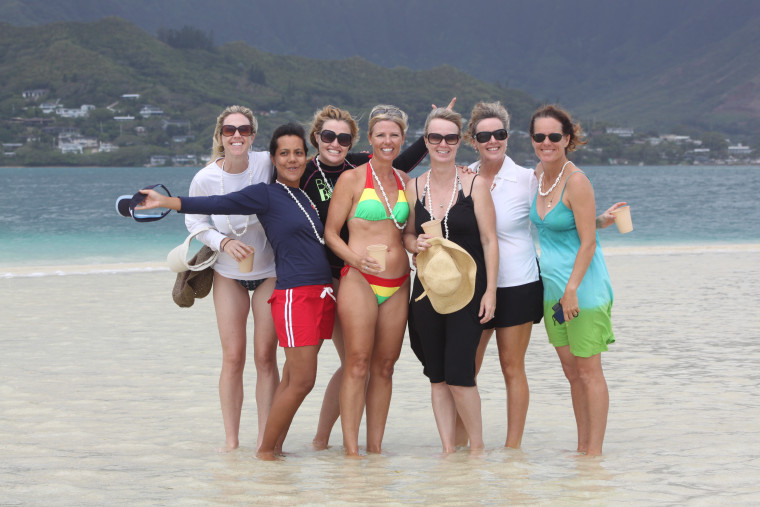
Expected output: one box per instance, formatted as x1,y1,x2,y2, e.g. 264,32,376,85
220,238,231,252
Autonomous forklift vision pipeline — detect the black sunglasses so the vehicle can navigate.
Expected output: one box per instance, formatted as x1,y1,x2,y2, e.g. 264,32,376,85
131,184,172,222
475,129,508,143
221,124,254,137
427,133,461,145
319,130,352,147
532,132,564,143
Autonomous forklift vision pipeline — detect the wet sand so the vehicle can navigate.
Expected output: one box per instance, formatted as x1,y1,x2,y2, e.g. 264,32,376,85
2,247,760,505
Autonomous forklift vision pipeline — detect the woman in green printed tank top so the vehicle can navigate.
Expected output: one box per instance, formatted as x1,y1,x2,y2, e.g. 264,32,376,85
528,105,615,457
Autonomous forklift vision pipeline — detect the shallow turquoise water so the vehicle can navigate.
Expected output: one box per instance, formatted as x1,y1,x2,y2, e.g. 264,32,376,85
1,164,758,268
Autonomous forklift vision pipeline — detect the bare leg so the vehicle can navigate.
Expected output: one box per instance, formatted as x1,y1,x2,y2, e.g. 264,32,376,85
454,329,493,446
495,322,532,448
555,346,589,453
338,270,379,456
449,385,484,451
256,344,321,460
430,382,457,453
250,277,279,450
313,277,345,450
575,354,608,456
365,281,408,453
212,273,251,452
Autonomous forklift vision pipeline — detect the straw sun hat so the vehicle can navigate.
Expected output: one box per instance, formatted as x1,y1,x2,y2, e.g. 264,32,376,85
414,237,476,314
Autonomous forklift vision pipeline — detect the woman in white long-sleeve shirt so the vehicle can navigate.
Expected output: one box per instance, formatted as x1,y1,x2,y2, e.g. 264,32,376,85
185,105,279,452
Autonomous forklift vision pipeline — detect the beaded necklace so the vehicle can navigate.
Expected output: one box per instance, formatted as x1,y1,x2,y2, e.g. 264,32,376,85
368,159,407,231
423,169,459,239
219,157,253,236
313,155,355,195
275,181,325,245
538,160,571,208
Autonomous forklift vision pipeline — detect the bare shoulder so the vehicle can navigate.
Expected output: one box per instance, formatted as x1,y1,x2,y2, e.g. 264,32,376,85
335,164,363,189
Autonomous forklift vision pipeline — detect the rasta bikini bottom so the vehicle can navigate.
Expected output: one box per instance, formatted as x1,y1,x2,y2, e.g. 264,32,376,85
341,266,410,305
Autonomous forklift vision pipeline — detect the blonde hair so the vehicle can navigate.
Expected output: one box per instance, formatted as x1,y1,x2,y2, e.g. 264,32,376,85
211,105,257,160
308,105,359,149
368,104,408,135
465,101,510,145
424,108,463,136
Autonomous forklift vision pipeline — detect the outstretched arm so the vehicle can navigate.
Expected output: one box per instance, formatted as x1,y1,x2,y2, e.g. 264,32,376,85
596,201,627,229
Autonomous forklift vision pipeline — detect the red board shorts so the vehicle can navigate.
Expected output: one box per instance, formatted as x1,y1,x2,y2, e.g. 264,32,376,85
268,284,336,348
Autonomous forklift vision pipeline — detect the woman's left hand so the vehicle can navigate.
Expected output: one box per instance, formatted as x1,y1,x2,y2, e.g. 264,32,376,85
597,201,627,229
478,290,497,324
560,290,580,322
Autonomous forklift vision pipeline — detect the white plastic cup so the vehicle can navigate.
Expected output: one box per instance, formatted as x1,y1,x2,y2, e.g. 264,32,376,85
612,205,633,234
237,249,255,273
366,244,388,272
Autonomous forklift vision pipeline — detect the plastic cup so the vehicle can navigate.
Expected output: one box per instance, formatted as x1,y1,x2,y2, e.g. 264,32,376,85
238,248,255,273
421,219,443,238
366,244,388,272
612,205,633,234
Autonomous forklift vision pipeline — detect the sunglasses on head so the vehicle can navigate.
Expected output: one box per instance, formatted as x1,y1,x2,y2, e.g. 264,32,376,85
319,130,352,147
426,133,461,145
532,132,564,143
370,106,403,118
474,129,508,143
221,124,254,137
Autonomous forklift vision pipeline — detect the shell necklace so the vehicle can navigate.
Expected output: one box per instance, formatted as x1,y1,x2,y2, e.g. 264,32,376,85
538,160,571,208
220,157,253,236
368,159,406,231
275,181,325,245
475,161,498,192
424,168,459,239
313,155,355,195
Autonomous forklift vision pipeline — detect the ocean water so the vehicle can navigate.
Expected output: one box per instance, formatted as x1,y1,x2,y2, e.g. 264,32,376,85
1,164,759,271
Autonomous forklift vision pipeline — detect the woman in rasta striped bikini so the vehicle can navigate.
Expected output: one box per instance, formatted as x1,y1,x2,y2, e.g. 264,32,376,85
301,105,431,450
324,104,413,457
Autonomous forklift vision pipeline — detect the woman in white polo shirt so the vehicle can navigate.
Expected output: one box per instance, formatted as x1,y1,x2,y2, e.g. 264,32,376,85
466,101,542,449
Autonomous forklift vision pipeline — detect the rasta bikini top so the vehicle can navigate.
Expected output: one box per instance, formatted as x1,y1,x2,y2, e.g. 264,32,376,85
351,164,410,224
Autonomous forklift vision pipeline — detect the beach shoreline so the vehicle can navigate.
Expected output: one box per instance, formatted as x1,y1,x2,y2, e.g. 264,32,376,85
2,249,760,504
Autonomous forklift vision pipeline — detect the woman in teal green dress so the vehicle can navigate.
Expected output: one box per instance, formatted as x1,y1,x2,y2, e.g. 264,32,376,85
529,105,614,457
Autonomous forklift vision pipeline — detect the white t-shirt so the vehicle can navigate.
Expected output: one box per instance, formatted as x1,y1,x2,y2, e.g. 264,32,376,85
185,151,277,280
470,156,539,288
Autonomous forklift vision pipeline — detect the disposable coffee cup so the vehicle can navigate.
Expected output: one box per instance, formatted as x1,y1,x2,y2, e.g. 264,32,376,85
238,248,255,273
612,205,633,234
366,244,388,272
421,219,443,238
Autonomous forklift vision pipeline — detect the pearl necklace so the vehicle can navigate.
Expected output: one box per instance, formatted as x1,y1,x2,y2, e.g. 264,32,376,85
220,157,253,237
275,181,325,245
368,160,406,231
538,160,571,208
424,169,459,239
313,155,355,195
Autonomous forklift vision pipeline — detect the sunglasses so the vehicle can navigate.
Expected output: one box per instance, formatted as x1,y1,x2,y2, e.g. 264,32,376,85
221,124,254,137
319,130,352,147
532,132,564,143
427,133,461,145
370,106,403,118
474,129,508,143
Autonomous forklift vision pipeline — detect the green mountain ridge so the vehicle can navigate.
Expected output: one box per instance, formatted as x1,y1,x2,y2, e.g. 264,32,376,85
2,0,757,134
0,18,541,165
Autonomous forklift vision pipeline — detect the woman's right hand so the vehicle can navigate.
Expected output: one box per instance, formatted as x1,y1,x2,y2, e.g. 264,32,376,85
135,189,166,210
415,233,433,254
223,239,254,262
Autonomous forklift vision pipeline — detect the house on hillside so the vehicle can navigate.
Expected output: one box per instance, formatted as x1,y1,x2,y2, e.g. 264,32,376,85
140,105,164,117
22,89,49,100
